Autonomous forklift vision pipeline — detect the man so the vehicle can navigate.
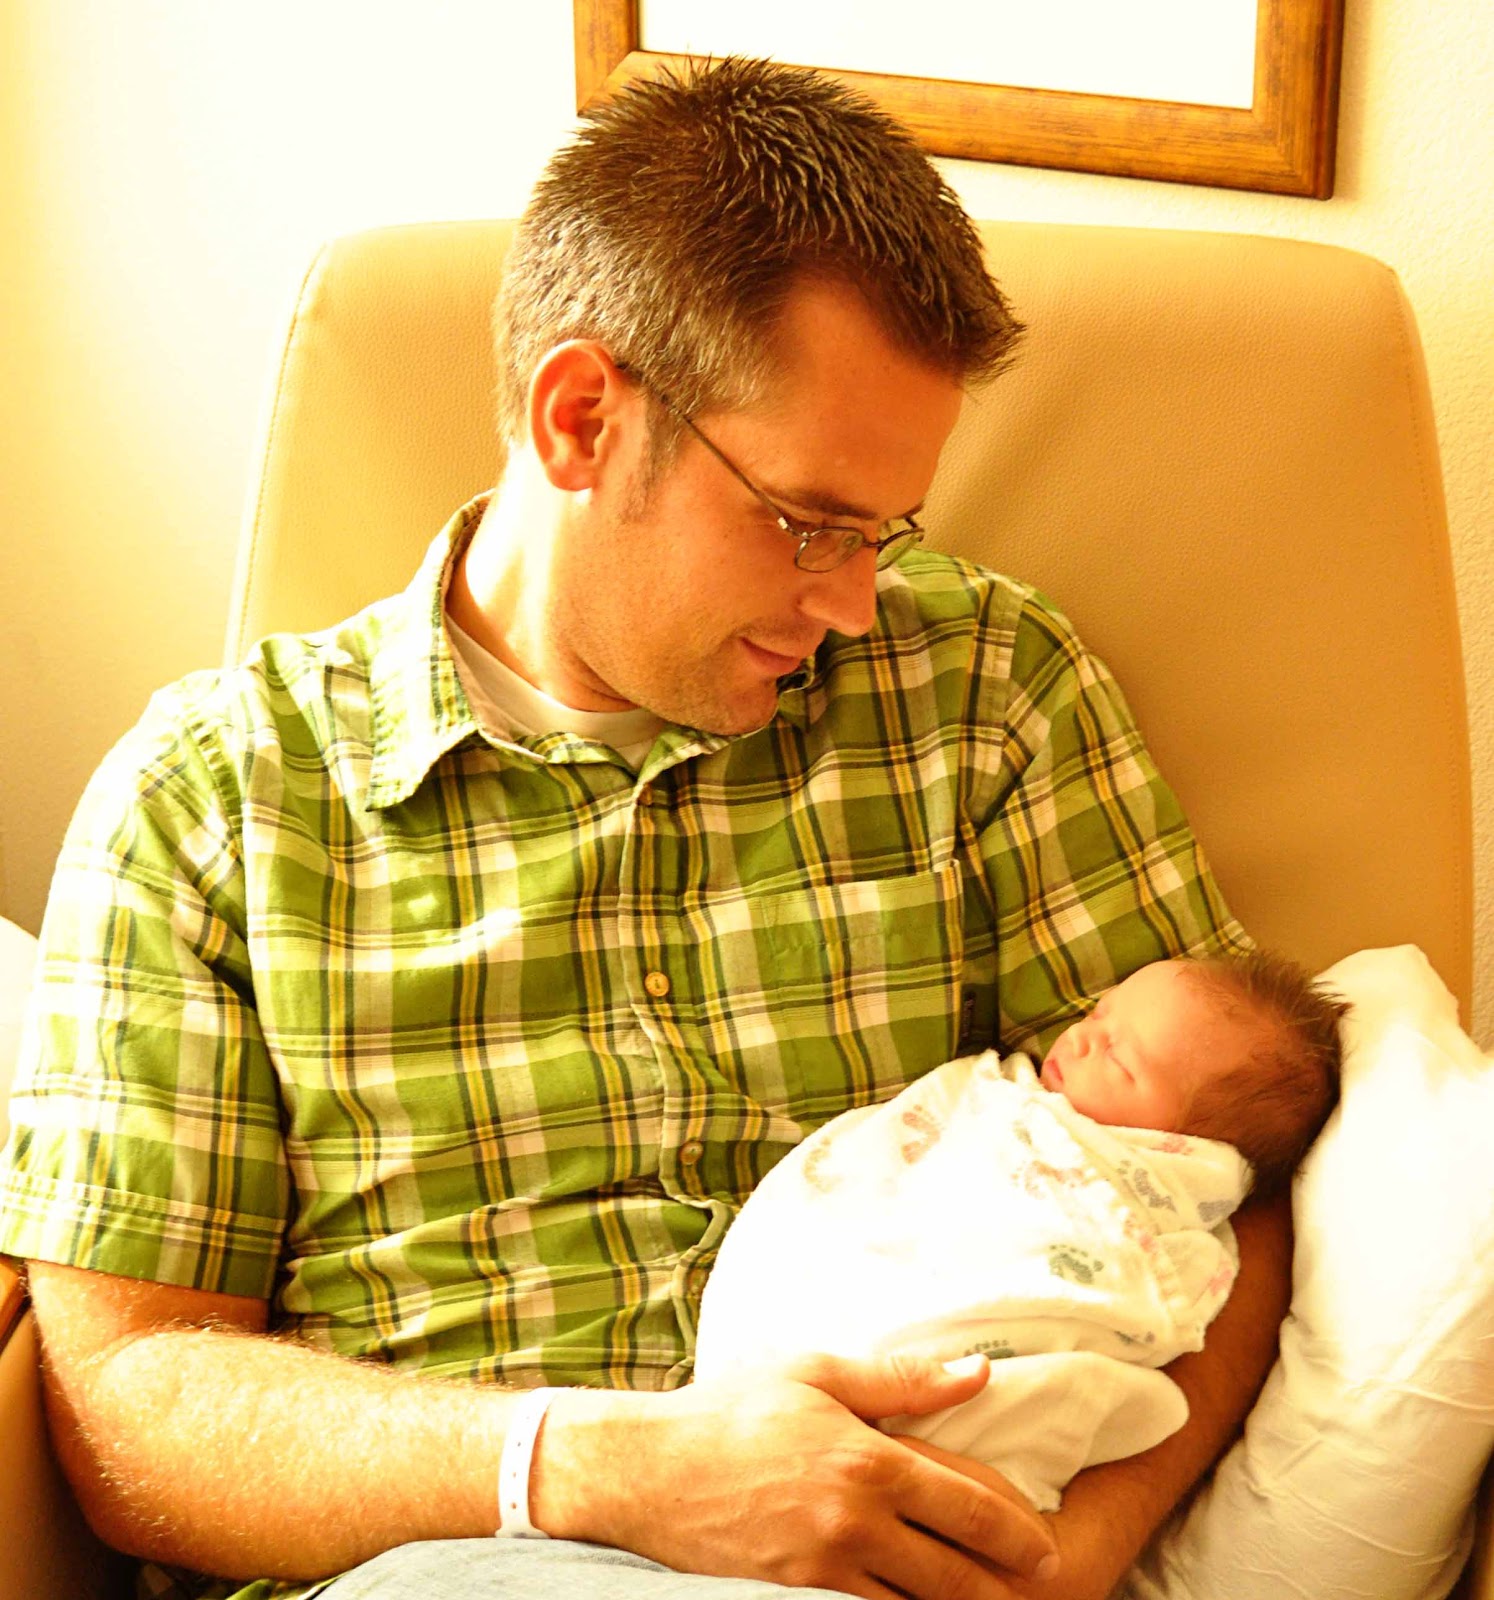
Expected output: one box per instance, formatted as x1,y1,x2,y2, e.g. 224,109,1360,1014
0,58,1283,1600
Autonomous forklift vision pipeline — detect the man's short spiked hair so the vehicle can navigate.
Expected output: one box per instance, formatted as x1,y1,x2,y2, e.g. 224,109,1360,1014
493,57,1024,445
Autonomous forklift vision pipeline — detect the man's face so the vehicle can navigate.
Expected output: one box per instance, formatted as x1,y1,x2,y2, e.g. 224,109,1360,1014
552,278,966,735
1039,961,1259,1132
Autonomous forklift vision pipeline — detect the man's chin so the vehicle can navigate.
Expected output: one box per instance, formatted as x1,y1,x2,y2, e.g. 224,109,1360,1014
608,655,785,739
657,684,779,739
683,703,777,739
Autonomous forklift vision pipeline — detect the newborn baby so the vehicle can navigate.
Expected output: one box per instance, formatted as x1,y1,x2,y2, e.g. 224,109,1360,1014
694,951,1346,1510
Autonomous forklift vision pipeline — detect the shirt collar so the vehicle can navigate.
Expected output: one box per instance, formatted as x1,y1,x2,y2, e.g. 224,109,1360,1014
365,494,489,810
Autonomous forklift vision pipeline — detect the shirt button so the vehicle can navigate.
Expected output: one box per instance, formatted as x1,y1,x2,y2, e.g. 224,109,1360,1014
680,1140,704,1164
638,784,653,805
644,970,671,999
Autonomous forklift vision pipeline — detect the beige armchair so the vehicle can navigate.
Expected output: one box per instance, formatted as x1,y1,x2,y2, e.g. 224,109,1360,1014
2,217,1485,1597
0,922,127,1597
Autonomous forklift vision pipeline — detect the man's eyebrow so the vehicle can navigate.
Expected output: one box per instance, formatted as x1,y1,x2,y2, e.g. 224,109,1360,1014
764,481,926,523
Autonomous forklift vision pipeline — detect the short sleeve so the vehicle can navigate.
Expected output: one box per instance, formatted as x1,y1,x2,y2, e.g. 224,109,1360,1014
0,688,290,1297
966,588,1249,1056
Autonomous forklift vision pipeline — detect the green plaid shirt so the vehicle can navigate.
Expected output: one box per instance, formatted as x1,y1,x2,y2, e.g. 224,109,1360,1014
0,495,1244,1595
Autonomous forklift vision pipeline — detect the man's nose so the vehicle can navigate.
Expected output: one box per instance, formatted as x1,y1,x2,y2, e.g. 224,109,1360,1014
796,549,880,638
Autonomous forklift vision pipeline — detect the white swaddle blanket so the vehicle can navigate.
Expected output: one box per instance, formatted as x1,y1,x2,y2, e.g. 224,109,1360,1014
694,1050,1250,1510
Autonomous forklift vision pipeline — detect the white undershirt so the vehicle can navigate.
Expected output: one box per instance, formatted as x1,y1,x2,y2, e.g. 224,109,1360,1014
445,615,665,771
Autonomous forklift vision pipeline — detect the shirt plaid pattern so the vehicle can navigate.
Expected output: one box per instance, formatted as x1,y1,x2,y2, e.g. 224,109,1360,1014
0,495,1246,1600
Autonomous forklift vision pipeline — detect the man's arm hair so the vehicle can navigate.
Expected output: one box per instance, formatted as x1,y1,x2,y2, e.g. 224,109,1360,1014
27,1261,513,1578
26,1259,1059,1596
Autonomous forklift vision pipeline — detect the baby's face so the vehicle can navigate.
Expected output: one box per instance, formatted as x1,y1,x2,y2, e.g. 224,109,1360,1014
1039,960,1252,1131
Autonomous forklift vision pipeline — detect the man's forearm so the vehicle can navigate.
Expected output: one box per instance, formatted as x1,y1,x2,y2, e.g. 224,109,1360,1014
45,1321,527,1580
32,1256,1060,1597
1023,1192,1293,1598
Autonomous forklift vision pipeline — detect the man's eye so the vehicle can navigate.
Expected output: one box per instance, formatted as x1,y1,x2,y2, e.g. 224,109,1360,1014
794,513,836,535
772,509,820,536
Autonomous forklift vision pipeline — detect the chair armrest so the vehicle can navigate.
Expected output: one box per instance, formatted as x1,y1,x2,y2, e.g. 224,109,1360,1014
0,1258,128,1600
0,1257,24,1346
1457,1460,1494,1600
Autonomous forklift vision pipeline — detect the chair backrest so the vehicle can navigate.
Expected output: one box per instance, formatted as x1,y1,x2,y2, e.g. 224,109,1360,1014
0,920,39,1146
230,220,1472,1008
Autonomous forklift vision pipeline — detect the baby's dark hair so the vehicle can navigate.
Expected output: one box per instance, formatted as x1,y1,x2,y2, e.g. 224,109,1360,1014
1179,951,1348,1196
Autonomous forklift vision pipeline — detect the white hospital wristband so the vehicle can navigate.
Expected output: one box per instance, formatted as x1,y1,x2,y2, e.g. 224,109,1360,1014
495,1386,562,1538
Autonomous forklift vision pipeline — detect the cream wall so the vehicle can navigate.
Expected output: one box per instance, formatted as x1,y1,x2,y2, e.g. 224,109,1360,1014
0,1,580,926
2,2,1490,1038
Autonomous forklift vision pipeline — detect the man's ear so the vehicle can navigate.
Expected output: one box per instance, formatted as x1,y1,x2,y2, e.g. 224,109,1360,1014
527,341,633,493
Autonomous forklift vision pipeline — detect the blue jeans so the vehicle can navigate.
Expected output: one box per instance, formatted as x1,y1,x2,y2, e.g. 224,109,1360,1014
316,1539,844,1598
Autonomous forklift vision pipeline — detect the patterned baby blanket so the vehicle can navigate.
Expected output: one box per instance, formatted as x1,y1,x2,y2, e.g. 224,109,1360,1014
694,1050,1249,1509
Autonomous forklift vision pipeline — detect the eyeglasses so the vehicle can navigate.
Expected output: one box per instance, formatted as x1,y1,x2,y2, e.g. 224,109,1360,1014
636,379,925,573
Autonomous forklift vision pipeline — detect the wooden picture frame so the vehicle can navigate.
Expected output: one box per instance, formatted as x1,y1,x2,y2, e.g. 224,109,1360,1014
574,0,1344,199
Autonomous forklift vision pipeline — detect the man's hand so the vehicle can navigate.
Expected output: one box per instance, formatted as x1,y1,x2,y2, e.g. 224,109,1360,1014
535,1352,1059,1600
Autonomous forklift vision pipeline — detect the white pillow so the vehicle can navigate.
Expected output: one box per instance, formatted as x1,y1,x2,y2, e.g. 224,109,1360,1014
0,917,40,1147
1123,945,1494,1600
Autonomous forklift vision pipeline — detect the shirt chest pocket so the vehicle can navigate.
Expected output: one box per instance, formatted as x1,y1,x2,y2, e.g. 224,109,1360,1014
699,859,966,1128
